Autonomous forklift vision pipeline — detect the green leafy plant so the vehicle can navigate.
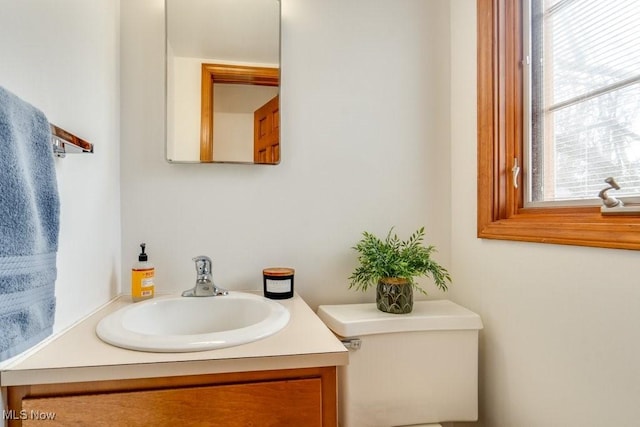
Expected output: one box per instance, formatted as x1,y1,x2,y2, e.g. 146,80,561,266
349,226,451,295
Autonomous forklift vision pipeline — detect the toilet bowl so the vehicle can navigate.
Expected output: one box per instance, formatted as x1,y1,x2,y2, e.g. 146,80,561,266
317,300,483,427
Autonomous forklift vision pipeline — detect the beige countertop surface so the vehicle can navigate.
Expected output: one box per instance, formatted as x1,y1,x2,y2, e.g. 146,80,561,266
0,293,348,387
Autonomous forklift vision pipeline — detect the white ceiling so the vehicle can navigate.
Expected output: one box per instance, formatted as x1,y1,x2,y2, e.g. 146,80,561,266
167,0,280,65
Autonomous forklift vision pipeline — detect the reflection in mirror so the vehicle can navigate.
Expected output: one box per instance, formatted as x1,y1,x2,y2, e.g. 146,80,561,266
166,0,280,164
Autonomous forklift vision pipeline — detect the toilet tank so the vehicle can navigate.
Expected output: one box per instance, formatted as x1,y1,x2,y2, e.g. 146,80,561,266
317,300,483,427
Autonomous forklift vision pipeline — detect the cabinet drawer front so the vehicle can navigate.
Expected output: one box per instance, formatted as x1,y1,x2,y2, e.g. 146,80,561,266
22,378,322,427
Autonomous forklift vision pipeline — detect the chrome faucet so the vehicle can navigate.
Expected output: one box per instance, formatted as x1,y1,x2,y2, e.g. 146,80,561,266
598,177,624,208
182,256,228,297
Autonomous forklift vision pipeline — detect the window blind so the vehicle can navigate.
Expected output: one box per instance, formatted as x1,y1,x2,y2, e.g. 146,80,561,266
530,0,640,202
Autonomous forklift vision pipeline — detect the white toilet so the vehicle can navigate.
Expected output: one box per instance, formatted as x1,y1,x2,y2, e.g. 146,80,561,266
317,300,483,427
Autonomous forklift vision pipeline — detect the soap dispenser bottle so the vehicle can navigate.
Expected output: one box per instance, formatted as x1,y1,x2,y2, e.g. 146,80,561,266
131,243,155,302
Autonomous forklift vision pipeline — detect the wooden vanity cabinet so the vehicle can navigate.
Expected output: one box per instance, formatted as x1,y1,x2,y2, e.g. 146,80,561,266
6,366,337,427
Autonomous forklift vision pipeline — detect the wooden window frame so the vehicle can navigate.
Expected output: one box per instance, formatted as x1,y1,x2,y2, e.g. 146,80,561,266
476,0,640,250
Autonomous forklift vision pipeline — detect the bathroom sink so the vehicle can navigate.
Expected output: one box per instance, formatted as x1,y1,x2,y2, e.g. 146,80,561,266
96,292,290,352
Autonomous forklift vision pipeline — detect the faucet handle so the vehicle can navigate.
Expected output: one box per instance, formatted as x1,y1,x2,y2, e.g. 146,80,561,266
193,255,212,277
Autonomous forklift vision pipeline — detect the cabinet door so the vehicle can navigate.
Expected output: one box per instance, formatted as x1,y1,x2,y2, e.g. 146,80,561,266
21,378,322,427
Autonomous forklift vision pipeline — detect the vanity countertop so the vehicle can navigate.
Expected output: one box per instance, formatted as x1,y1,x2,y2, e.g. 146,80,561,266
0,293,348,387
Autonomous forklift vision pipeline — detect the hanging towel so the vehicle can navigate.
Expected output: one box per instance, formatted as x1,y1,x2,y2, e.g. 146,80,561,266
0,86,59,362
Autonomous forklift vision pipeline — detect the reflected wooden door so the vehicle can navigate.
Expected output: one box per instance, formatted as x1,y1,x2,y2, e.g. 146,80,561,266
254,95,280,164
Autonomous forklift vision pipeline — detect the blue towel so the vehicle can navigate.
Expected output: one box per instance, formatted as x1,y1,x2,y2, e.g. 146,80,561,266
0,86,59,362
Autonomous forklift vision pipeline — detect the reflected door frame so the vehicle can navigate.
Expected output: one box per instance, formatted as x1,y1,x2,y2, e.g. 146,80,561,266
200,63,279,162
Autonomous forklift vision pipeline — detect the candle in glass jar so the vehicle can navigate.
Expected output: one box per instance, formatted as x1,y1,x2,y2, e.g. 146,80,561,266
263,267,295,299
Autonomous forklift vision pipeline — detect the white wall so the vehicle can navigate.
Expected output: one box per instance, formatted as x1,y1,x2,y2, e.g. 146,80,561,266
121,0,452,309
0,0,121,342
450,1,640,425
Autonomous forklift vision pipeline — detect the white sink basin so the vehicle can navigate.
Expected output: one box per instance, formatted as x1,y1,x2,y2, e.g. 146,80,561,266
96,292,290,352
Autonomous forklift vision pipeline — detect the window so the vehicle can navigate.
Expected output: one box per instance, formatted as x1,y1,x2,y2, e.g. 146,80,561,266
526,0,640,205
477,0,640,250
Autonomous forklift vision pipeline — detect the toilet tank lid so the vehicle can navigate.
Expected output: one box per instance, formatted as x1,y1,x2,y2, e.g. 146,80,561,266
316,300,483,337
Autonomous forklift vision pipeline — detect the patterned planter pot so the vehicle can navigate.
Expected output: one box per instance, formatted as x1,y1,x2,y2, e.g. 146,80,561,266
376,277,413,314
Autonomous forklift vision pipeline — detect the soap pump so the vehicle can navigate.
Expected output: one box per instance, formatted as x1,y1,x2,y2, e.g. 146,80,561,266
131,243,155,302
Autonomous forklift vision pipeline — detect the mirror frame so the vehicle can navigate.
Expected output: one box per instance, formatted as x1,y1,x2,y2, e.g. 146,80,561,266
199,64,279,162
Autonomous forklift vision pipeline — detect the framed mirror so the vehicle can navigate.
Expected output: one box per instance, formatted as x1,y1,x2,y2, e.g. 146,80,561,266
165,0,281,164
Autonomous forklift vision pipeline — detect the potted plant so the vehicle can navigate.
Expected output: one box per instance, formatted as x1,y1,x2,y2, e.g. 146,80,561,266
348,226,451,314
